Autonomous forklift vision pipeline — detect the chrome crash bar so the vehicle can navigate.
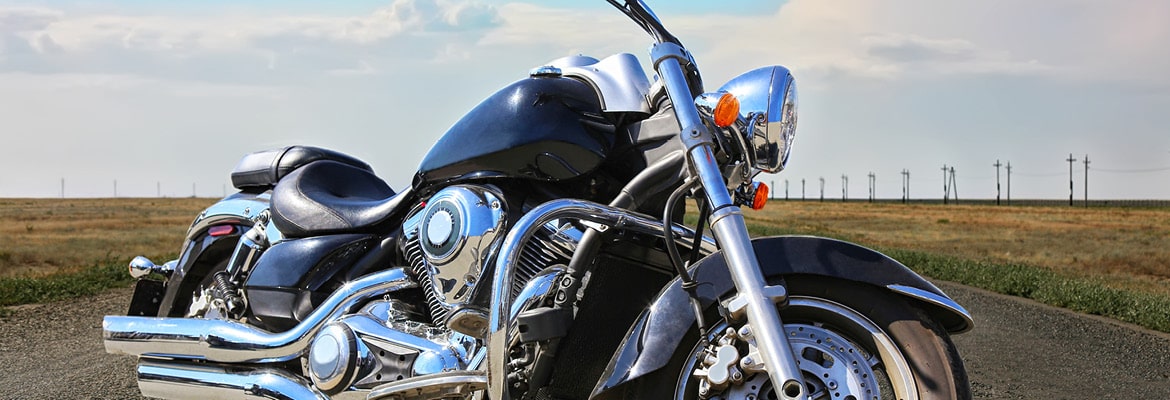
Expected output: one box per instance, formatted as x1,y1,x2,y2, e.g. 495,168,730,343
486,198,716,399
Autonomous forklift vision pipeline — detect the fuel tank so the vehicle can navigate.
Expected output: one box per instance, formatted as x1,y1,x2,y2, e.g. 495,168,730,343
415,76,615,187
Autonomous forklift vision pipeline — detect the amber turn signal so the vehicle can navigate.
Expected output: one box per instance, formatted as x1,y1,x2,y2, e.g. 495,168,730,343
751,182,769,210
713,92,740,128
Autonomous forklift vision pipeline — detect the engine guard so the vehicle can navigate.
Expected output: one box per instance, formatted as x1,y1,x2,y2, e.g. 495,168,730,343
589,235,973,399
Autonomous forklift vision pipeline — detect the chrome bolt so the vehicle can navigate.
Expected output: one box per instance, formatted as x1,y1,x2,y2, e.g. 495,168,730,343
827,380,838,390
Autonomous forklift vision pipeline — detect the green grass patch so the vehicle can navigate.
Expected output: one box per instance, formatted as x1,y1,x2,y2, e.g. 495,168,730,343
884,249,1170,333
0,260,133,308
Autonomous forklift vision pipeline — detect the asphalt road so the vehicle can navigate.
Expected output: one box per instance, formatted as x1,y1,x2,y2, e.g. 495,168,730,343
2,281,1169,399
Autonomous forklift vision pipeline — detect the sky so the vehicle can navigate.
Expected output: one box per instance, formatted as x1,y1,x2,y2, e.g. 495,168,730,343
1,0,1168,199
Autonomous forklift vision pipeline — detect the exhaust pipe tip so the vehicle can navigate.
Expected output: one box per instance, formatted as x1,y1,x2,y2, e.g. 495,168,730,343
137,360,328,400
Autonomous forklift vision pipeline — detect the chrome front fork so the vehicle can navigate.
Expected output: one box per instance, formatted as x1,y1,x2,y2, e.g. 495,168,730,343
655,44,807,399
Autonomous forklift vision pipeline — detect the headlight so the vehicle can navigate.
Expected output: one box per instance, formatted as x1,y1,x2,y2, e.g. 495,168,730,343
703,66,798,173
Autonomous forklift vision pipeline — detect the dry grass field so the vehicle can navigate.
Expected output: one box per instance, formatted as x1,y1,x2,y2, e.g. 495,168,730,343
747,201,1170,296
0,198,215,278
2,197,1168,330
3,198,1167,285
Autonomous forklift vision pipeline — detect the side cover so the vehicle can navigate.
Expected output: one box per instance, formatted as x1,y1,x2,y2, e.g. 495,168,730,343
415,76,616,186
591,235,974,398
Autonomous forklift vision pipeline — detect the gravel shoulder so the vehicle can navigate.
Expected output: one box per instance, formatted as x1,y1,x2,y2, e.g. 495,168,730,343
2,281,1169,399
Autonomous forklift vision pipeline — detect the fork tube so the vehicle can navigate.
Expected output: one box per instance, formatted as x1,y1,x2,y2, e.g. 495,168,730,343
658,53,807,399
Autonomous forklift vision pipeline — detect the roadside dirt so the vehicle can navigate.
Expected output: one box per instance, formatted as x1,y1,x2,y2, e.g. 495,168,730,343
2,281,1168,399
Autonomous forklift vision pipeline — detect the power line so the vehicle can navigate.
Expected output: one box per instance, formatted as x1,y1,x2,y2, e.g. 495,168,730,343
1094,166,1170,173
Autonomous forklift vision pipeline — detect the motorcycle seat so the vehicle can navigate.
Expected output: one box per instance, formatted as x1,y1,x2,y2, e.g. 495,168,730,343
270,160,405,237
231,146,372,191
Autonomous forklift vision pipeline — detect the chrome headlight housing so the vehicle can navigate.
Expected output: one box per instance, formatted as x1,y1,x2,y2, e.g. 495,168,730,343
709,66,798,173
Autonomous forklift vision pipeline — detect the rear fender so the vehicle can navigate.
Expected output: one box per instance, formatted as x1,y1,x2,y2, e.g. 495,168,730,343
590,235,973,398
153,192,271,316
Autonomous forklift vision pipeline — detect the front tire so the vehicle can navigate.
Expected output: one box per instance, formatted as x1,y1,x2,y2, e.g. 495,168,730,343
627,276,970,400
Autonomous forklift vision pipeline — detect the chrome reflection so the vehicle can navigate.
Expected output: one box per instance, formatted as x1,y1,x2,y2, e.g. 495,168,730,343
103,268,415,363
718,66,798,173
136,359,328,400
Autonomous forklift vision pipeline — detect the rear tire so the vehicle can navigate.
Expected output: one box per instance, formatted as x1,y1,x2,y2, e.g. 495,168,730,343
626,276,970,400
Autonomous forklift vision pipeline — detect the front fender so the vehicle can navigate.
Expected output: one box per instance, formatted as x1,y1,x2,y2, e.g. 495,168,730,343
590,235,973,398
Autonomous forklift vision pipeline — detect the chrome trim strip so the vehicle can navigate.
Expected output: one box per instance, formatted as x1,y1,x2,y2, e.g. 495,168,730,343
887,284,975,334
136,359,328,400
104,268,415,363
486,199,715,399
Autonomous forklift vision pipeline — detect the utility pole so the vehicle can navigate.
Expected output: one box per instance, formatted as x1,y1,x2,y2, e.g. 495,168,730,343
1066,153,1077,206
1083,154,1090,207
770,180,776,200
819,177,825,202
784,179,789,200
801,178,806,201
941,164,949,204
949,167,958,203
993,160,1003,205
1005,162,1012,205
841,174,848,202
867,172,876,203
901,169,910,203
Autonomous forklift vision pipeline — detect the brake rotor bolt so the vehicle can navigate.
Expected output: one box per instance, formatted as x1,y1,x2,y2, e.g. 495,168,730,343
827,380,838,390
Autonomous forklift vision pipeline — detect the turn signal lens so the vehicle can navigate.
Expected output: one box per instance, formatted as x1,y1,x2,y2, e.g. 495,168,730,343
751,183,769,210
713,92,740,128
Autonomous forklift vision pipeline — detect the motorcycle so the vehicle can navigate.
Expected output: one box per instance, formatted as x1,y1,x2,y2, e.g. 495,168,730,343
103,1,974,399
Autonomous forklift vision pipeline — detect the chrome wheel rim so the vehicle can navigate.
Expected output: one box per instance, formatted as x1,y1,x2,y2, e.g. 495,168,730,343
676,296,917,400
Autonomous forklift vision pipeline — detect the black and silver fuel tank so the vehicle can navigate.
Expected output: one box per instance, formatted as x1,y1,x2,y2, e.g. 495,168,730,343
415,54,651,187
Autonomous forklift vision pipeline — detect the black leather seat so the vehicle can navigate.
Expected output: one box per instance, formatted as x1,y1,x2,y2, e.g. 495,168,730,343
270,160,407,237
231,146,372,191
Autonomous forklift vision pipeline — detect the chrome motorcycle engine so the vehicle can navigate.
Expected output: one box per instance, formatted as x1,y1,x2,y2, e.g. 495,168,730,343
404,185,577,329
404,185,506,321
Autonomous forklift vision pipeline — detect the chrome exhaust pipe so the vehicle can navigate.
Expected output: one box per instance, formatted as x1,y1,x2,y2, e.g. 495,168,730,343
137,359,328,400
104,268,415,363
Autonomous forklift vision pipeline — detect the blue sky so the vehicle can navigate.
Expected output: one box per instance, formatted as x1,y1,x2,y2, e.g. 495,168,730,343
1,0,1168,199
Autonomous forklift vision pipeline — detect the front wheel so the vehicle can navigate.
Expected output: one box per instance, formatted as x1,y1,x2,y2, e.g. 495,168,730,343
627,276,970,400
